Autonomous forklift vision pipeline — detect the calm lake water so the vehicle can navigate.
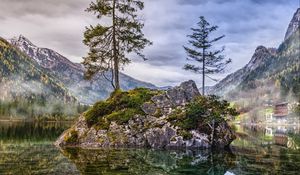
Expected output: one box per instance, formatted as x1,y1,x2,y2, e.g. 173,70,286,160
0,121,300,175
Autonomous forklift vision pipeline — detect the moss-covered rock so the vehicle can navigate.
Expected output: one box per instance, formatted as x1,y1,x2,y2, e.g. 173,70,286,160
55,80,237,149
84,88,161,127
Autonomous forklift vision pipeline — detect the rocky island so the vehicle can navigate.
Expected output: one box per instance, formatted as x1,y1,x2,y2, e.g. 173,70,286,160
55,80,237,149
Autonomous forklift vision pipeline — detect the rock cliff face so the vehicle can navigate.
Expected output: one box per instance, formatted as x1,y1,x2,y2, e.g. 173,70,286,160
55,80,236,149
209,46,274,96
285,8,300,40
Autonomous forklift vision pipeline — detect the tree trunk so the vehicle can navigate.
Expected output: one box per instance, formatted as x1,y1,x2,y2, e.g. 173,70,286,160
112,0,120,90
202,48,205,95
211,119,215,147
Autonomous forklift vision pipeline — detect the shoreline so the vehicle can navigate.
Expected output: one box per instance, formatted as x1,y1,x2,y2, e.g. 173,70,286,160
232,122,300,127
0,119,75,123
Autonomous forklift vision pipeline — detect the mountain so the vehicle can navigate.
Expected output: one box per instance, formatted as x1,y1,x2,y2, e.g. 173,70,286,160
285,8,300,40
0,37,76,103
209,8,300,99
209,46,276,96
10,36,158,104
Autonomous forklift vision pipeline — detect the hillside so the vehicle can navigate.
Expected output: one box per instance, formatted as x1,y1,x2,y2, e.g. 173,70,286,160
0,37,76,103
10,36,158,104
209,46,276,96
209,8,300,101
239,29,300,94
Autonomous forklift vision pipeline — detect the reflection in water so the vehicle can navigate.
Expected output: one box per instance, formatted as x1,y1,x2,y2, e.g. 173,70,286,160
1,121,300,174
0,121,79,175
61,148,236,175
233,124,300,148
0,121,72,143
231,124,300,174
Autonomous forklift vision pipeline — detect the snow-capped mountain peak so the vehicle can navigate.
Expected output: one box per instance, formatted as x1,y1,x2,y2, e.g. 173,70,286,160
10,35,36,47
9,35,81,71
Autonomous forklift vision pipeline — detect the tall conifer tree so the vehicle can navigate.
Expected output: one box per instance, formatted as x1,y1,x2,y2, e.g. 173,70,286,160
83,0,152,90
183,16,231,95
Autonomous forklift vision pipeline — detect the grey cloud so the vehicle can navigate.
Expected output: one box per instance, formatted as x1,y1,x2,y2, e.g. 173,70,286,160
0,0,298,87
142,0,297,68
0,0,87,18
177,0,237,5
177,0,209,5
250,0,290,4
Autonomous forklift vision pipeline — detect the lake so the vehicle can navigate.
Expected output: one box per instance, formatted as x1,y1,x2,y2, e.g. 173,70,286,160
0,121,300,175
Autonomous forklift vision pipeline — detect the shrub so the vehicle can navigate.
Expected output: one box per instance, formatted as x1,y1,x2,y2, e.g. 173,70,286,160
178,129,193,140
167,95,238,131
185,95,238,129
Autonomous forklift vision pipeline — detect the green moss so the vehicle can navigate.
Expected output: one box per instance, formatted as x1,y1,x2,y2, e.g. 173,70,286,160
178,130,193,140
84,88,162,128
64,129,79,144
153,108,163,118
97,137,106,144
107,131,117,143
94,118,110,130
84,101,113,127
170,136,177,142
167,108,187,128
152,122,164,128
106,108,143,125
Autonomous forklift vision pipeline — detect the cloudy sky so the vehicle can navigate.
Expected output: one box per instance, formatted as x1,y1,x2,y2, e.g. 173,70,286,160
0,0,299,87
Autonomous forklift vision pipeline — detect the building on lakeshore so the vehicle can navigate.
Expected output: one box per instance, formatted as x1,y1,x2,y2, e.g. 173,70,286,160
273,102,289,123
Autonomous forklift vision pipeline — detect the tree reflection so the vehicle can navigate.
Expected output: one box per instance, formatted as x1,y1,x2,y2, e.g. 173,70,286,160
60,148,236,175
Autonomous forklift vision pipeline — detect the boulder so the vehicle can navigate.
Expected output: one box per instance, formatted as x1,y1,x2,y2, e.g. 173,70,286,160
151,93,172,108
166,80,200,106
213,122,236,148
145,126,176,148
179,80,201,101
141,102,157,115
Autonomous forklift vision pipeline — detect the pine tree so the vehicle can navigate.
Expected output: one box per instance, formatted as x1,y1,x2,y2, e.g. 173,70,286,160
183,16,231,95
83,0,152,90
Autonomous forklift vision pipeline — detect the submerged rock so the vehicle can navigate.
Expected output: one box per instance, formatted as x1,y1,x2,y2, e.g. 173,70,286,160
55,80,236,149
